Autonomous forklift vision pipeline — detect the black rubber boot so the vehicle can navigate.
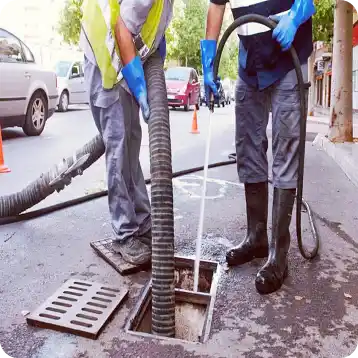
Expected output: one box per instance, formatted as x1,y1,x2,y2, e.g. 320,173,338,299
226,182,269,266
255,188,296,295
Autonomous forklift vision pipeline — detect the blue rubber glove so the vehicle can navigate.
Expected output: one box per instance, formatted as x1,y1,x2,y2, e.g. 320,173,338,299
200,40,219,102
122,56,150,122
271,0,315,52
158,36,167,62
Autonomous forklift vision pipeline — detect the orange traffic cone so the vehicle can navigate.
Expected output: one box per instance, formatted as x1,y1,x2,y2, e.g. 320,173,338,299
190,107,200,134
0,126,10,173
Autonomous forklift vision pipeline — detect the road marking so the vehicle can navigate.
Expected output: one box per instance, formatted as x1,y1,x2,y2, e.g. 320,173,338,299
173,175,243,200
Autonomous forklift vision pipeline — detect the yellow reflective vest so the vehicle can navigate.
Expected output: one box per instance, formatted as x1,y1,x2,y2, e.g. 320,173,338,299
81,0,164,89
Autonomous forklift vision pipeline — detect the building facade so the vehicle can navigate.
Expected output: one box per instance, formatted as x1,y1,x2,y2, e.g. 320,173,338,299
312,8,358,115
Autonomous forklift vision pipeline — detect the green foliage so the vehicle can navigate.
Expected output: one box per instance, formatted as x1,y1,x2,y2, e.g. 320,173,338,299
166,1,238,79
312,0,334,43
58,0,83,46
166,0,208,73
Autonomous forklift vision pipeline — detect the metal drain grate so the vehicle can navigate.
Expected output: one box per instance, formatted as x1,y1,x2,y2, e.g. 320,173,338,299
90,239,151,275
26,279,128,339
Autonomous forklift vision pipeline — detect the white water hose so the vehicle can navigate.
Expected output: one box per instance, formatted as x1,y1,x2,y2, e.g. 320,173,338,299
193,106,213,292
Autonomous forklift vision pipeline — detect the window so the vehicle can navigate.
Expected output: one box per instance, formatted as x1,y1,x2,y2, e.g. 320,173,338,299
55,61,72,77
79,62,85,77
21,42,35,62
0,29,23,63
165,67,190,81
192,70,199,83
353,71,358,92
71,63,81,78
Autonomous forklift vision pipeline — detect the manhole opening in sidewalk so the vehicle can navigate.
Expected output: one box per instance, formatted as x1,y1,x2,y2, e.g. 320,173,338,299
126,256,220,343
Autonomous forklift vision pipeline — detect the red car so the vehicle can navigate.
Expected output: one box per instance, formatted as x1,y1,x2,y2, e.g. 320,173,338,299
165,66,200,111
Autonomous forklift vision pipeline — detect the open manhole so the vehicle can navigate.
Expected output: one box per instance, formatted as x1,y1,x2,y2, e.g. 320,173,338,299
26,279,128,339
126,256,220,343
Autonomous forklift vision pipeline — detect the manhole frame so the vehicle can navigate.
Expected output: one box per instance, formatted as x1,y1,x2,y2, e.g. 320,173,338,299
125,256,221,344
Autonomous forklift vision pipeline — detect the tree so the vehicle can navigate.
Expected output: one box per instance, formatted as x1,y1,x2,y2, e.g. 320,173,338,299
166,0,208,72
312,0,335,43
58,0,83,46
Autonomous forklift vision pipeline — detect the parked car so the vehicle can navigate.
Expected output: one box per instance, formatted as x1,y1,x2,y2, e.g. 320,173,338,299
0,28,58,136
215,76,226,108
165,66,200,111
199,76,226,107
55,60,88,112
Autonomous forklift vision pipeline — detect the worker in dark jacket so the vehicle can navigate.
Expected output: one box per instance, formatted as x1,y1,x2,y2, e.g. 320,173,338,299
201,0,315,294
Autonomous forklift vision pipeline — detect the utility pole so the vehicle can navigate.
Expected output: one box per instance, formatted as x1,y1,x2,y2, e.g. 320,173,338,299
329,0,353,143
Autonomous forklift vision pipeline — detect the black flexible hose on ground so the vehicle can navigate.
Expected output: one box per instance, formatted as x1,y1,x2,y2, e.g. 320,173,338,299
215,14,319,260
144,53,175,337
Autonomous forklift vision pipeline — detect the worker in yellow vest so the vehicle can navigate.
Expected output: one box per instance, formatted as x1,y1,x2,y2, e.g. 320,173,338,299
80,0,173,266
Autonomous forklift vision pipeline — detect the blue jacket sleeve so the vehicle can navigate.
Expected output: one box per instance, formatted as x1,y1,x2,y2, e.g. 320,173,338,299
289,0,316,28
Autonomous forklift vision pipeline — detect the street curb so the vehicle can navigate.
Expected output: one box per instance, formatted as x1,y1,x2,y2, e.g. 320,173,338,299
313,134,358,188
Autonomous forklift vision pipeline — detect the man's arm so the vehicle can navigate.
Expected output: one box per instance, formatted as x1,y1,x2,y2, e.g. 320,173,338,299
113,0,156,122
114,0,155,66
201,1,227,100
206,2,226,41
114,17,136,66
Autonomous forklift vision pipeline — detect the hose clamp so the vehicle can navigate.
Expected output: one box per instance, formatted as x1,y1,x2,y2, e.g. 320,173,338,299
134,34,150,59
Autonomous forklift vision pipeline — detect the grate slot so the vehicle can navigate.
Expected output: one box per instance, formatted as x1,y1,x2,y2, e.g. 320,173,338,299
92,296,111,303
96,291,116,298
76,314,98,321
46,307,66,314
58,296,77,302
71,320,92,328
26,279,128,339
82,308,102,315
74,282,92,287
63,291,82,297
52,301,72,308
101,287,120,293
87,302,107,309
39,313,60,320
69,286,87,292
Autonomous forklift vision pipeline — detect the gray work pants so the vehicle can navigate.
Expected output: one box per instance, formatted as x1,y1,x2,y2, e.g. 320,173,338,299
235,64,308,189
83,57,151,242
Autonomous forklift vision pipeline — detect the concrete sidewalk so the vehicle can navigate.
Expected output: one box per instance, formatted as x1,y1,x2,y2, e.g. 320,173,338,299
1,140,358,357
306,114,358,189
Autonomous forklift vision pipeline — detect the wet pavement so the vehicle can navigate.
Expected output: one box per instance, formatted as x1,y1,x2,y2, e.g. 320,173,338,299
1,107,358,357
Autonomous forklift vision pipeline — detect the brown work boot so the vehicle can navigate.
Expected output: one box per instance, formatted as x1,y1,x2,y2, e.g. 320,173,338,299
111,236,151,266
255,188,295,295
138,229,152,247
226,182,269,266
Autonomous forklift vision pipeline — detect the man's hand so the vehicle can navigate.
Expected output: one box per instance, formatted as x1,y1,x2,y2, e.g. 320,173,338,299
270,14,298,52
271,0,315,52
115,16,150,122
201,40,219,101
122,57,150,122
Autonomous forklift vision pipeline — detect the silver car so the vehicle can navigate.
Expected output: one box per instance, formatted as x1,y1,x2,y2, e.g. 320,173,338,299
55,60,88,112
0,28,58,136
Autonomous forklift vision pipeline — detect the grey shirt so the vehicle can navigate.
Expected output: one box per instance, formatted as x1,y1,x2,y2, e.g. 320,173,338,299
80,0,173,94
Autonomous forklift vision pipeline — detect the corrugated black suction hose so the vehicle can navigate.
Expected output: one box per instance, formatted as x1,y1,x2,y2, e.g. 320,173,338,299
214,14,319,260
144,52,175,337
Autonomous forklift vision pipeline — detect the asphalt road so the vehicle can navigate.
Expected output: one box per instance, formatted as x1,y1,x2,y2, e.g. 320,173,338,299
0,103,236,210
1,104,357,358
